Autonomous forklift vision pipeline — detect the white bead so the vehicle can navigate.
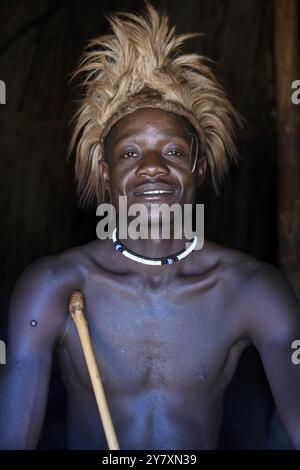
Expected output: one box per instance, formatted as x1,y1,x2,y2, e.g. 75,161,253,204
112,227,197,266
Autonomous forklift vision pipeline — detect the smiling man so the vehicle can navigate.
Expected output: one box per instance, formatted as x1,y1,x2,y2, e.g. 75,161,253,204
100,107,205,256
0,3,300,450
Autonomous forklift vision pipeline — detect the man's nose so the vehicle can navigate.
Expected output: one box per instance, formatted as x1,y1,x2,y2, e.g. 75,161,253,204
135,150,169,177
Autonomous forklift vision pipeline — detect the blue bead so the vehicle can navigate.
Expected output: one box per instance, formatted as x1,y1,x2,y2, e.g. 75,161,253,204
114,242,124,252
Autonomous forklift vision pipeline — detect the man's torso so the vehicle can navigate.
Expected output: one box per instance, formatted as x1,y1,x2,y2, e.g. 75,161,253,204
52,238,256,449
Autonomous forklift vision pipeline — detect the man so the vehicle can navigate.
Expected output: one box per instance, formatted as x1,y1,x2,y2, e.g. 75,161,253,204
0,3,300,450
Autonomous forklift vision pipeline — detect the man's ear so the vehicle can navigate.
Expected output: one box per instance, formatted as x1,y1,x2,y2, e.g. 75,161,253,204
195,157,207,186
98,159,110,190
98,159,112,203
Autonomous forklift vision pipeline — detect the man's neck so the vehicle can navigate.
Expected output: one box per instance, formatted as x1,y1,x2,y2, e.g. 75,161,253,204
114,223,194,285
117,235,189,260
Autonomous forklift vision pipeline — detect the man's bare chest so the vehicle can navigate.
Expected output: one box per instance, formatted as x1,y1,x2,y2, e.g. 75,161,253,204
60,272,249,399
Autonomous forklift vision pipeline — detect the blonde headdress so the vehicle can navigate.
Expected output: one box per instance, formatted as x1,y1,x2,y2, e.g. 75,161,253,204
69,1,240,207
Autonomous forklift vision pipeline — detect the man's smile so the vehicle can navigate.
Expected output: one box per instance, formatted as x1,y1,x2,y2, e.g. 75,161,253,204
133,182,176,198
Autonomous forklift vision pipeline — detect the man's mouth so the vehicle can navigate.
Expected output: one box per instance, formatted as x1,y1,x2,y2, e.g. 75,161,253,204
133,183,176,197
134,189,174,196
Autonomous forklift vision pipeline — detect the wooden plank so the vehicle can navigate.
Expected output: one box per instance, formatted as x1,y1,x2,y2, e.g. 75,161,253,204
274,0,300,298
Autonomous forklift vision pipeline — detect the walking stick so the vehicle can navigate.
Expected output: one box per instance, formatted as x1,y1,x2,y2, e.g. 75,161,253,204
68,290,120,450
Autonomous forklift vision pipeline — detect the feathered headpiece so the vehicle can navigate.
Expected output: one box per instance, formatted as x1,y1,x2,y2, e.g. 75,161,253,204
70,1,240,206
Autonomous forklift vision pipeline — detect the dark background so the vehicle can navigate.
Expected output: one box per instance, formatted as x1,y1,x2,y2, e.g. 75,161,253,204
0,0,299,449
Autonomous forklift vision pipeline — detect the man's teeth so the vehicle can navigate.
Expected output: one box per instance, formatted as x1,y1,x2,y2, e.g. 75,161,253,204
138,190,173,195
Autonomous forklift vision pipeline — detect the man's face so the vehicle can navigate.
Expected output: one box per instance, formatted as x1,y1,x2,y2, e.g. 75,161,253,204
102,108,205,210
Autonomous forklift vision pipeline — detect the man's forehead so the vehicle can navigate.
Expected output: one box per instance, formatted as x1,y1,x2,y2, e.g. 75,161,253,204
106,109,195,145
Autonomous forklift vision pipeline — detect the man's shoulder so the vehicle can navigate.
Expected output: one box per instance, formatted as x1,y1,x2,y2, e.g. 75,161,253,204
9,241,104,340
199,240,268,280
201,242,300,338
199,240,292,299
206,242,300,336
11,241,104,316
21,240,101,283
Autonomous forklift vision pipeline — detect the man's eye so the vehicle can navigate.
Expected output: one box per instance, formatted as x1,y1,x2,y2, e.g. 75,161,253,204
164,149,186,158
121,151,139,159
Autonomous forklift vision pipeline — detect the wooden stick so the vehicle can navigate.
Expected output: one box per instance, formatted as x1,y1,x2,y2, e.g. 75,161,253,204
68,290,120,450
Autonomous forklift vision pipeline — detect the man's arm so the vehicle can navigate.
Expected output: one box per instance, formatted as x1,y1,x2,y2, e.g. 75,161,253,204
243,264,300,449
0,258,67,449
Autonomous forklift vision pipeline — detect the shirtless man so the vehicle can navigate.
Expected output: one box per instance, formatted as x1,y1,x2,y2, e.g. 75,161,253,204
0,4,300,450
